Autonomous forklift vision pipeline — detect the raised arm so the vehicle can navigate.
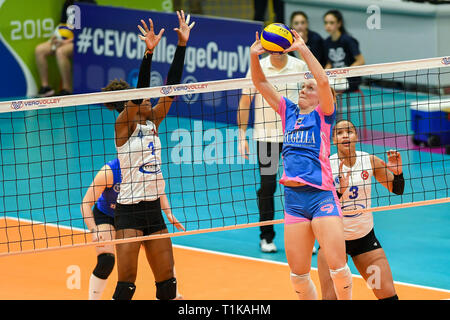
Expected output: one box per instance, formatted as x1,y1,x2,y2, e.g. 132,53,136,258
115,18,164,146
371,151,404,195
151,10,195,129
284,30,334,115
80,165,114,238
250,32,283,112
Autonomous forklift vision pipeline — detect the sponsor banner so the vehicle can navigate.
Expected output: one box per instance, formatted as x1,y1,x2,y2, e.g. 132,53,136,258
10,97,61,110
0,0,172,100
73,4,262,124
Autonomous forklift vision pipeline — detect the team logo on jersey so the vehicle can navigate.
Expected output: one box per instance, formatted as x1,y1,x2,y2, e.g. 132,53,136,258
334,176,340,185
139,161,161,174
294,117,305,129
113,183,120,193
361,170,369,180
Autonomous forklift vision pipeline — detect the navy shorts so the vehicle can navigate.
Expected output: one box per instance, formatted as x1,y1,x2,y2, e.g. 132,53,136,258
93,204,115,226
114,199,167,236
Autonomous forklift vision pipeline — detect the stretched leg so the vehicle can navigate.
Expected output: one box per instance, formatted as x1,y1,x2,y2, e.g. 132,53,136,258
89,223,116,300
35,41,54,93
142,229,177,300
312,216,352,300
257,142,281,247
317,246,338,300
352,248,398,299
272,0,285,24
284,221,318,300
253,0,268,21
112,229,142,300
55,42,73,92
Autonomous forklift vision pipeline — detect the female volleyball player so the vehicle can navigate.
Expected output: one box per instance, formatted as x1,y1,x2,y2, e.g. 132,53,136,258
81,158,185,300
102,11,194,300
250,30,352,300
317,119,404,300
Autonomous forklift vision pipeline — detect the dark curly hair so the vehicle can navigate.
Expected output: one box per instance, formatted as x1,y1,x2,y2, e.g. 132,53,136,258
102,79,130,113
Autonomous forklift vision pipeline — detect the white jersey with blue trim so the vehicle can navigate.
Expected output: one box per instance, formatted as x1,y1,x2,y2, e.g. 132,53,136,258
330,151,374,240
116,120,165,204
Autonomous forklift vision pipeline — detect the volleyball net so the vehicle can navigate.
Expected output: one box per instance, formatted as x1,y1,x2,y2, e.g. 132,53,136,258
0,56,449,256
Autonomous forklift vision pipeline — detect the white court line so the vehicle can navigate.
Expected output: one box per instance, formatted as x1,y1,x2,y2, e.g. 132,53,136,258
3,216,450,295
172,243,450,295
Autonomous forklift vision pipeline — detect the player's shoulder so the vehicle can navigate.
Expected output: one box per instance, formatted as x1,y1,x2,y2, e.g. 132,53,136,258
329,153,339,162
356,151,374,168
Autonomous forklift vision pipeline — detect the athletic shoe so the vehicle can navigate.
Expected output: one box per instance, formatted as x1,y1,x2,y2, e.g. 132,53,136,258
260,239,277,253
57,89,72,96
37,86,54,97
312,246,317,255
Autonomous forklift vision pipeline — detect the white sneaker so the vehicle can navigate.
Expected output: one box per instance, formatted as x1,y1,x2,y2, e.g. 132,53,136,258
260,239,277,253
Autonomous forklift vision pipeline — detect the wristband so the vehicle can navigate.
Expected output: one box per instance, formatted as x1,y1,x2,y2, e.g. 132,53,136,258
392,172,405,195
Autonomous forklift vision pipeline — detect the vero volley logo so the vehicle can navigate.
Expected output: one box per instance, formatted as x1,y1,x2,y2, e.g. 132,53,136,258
442,57,450,65
10,98,61,110
10,101,23,110
139,161,161,174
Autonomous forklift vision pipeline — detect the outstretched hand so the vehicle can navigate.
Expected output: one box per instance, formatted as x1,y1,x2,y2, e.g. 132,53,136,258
165,212,186,231
250,31,266,56
283,29,306,54
138,18,165,53
386,150,402,175
174,10,195,46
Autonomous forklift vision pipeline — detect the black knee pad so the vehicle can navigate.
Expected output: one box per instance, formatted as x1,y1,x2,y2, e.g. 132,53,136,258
93,253,115,280
155,277,177,300
379,294,399,300
112,281,136,300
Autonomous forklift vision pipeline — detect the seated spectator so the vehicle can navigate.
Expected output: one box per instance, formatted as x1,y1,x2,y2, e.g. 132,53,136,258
35,0,96,97
289,11,326,67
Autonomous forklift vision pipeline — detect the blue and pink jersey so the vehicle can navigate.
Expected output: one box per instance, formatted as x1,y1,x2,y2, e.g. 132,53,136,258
277,96,336,191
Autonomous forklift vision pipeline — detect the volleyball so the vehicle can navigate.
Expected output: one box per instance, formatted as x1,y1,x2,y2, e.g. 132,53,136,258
53,24,74,40
260,23,294,54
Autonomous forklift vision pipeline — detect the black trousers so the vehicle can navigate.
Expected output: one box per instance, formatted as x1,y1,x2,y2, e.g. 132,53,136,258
257,141,283,242
253,0,285,23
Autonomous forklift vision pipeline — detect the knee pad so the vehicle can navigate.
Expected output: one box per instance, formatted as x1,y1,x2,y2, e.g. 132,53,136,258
290,272,318,300
379,294,399,300
155,277,177,300
329,264,352,300
329,264,352,281
93,253,115,280
112,281,136,300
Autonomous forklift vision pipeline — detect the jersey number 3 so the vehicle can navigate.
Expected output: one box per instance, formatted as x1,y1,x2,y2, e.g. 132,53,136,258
349,186,359,199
